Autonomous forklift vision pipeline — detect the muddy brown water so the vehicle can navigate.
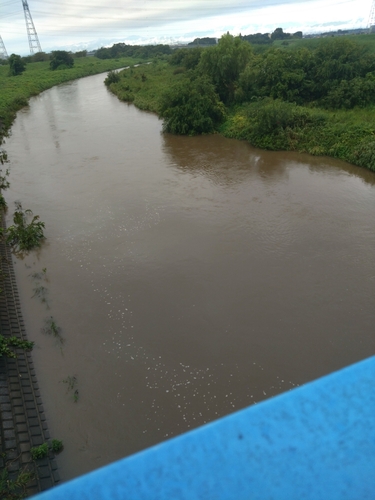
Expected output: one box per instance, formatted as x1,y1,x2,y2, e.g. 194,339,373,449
3,72,375,481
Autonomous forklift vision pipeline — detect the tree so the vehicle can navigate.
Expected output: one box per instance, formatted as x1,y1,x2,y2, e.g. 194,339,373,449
159,75,226,135
199,34,253,104
271,28,287,40
50,50,74,70
8,54,26,76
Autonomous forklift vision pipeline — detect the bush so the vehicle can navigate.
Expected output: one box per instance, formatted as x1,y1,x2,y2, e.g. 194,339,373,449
104,70,121,86
8,54,26,76
51,439,63,453
50,51,74,70
6,202,45,251
30,443,48,460
159,75,226,135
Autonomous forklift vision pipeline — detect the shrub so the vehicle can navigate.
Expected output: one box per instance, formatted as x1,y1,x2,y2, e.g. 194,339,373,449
159,75,226,135
6,202,45,251
50,51,74,70
30,443,48,460
8,54,26,76
51,439,63,453
104,70,121,86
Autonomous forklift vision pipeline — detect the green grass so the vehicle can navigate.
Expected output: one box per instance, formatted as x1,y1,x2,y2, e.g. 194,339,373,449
108,60,181,113
0,56,140,143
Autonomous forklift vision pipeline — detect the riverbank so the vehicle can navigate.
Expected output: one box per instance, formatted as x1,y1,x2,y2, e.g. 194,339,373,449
0,215,59,497
0,56,140,144
106,44,375,174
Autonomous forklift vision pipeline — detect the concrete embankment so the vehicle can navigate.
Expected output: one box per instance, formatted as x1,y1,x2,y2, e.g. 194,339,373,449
0,216,59,496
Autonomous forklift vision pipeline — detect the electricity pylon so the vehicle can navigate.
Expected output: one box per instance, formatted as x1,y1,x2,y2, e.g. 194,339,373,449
368,0,375,31
22,0,42,54
0,35,8,59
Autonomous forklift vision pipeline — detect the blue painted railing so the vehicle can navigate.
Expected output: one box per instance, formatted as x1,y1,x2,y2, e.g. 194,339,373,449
33,356,375,500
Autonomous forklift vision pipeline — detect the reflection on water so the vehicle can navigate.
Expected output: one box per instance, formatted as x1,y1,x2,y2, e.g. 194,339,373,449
4,72,375,481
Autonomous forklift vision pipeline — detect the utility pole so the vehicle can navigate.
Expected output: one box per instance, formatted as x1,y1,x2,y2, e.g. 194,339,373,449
22,0,42,54
0,35,8,59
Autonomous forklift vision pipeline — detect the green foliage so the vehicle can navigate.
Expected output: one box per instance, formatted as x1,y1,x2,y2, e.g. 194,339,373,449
351,139,375,172
74,50,87,58
159,74,226,135
96,42,172,60
0,168,10,190
0,149,8,165
41,316,63,348
30,52,49,63
0,335,34,358
235,37,375,109
104,70,121,86
0,194,7,210
6,202,45,252
50,50,74,70
170,47,203,69
30,443,48,460
51,439,63,453
0,467,34,499
8,54,26,76
187,37,217,46
0,158,10,211
199,34,253,104
241,33,273,46
237,47,313,104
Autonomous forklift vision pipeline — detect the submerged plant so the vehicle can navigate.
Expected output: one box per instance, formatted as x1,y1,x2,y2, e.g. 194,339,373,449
29,268,47,281
41,316,64,348
31,285,49,306
6,202,45,252
62,375,79,402
0,194,7,211
0,168,10,191
51,439,63,454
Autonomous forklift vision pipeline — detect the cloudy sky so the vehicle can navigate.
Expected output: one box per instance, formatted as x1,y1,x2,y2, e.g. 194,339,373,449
0,0,372,55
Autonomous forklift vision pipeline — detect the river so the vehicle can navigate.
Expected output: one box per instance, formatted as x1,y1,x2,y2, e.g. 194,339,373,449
3,71,375,481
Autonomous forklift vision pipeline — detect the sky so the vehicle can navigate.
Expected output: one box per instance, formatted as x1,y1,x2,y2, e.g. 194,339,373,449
0,0,373,56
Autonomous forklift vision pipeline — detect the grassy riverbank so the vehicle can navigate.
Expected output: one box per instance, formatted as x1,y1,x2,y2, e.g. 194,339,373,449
106,36,375,173
0,56,140,143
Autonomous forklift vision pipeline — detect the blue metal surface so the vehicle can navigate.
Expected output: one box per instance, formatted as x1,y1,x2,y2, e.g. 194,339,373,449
34,356,375,500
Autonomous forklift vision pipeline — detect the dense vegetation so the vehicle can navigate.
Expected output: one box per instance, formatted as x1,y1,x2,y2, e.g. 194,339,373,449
106,33,375,172
95,42,172,60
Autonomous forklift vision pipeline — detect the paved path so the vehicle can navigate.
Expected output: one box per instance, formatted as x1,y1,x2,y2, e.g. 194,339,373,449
0,218,59,497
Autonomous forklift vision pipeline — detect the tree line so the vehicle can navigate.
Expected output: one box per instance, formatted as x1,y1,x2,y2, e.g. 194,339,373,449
157,34,375,134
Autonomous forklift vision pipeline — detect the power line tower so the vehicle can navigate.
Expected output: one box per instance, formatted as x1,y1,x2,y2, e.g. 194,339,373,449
0,35,8,59
22,0,42,54
368,0,375,31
